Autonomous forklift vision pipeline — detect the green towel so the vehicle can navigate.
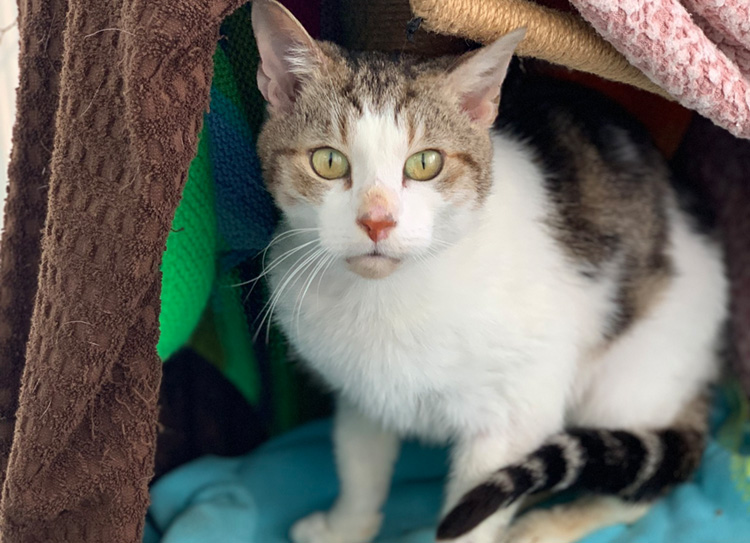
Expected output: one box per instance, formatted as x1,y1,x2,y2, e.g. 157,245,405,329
157,126,217,363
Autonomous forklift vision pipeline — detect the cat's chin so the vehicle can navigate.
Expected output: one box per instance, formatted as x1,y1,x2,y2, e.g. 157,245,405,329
346,254,401,279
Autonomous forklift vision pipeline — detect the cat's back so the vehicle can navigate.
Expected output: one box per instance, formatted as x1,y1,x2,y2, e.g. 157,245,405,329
496,76,689,340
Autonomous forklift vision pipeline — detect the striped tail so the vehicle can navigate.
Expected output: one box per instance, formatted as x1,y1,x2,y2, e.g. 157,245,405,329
436,426,705,540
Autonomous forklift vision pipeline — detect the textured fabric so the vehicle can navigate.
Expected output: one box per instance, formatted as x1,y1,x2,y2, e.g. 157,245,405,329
144,386,750,543
0,0,248,541
208,41,277,272
0,0,65,489
568,0,750,139
144,419,446,543
158,126,217,361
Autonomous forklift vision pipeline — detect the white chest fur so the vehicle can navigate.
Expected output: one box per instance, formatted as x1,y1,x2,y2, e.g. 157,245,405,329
279,266,554,440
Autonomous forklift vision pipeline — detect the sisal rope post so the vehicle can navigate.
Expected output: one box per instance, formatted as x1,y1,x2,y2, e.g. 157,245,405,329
410,0,672,99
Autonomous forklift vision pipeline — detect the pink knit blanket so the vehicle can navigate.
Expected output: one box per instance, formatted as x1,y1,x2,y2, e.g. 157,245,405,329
570,0,750,139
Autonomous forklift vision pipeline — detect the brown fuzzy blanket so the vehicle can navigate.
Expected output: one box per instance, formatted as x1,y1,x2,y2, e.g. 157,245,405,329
0,0,245,540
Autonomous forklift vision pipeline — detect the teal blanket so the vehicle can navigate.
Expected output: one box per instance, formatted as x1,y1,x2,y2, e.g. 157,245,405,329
144,386,750,543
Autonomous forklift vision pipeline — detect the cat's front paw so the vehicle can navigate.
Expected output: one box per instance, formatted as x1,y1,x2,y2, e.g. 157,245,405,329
438,524,502,543
499,509,571,543
437,509,515,543
290,513,337,543
290,511,381,543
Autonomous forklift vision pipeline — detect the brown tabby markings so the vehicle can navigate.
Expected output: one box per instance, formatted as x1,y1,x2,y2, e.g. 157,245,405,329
337,111,349,143
272,147,298,157
404,108,417,148
435,151,491,204
538,114,674,341
394,87,418,112
337,78,363,114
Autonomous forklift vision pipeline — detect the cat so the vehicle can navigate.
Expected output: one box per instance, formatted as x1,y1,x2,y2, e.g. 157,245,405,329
250,1,728,542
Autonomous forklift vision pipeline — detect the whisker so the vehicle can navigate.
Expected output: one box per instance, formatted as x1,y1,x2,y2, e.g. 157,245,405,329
431,237,453,248
252,245,320,329
261,227,320,252
254,246,326,343
415,252,430,266
260,227,320,268
316,253,337,305
269,248,327,344
231,239,319,289
294,249,331,336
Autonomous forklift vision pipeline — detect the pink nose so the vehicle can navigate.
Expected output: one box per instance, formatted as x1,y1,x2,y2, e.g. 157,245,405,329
357,215,396,243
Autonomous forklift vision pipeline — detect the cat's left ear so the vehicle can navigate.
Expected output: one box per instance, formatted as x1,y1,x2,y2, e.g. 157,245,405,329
447,28,526,127
252,0,325,114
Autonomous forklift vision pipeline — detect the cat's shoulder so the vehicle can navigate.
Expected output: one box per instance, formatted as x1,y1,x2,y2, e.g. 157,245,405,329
495,73,664,181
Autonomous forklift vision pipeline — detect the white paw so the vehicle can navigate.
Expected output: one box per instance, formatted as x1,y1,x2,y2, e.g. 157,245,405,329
290,511,381,543
445,530,499,543
443,535,497,543
442,517,506,543
501,510,567,543
290,512,339,543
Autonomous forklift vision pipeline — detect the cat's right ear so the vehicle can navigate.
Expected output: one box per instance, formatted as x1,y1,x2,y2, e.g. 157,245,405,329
447,28,526,127
252,0,324,114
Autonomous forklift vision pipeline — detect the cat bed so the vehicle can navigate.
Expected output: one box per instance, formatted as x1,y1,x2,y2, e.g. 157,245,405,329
144,386,750,543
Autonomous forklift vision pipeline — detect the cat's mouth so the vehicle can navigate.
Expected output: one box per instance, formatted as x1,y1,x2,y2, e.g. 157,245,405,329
345,251,401,279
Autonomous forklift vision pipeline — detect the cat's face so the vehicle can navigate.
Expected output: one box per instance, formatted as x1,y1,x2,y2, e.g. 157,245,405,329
253,0,524,279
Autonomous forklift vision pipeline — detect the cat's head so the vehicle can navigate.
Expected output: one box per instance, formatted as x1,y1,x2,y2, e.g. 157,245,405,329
253,0,524,279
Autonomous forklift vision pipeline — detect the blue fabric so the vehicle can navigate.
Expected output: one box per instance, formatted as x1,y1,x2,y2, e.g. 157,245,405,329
206,84,277,273
145,391,750,543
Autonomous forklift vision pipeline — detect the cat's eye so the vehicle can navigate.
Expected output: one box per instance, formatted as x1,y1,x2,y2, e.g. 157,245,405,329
311,148,350,179
404,150,443,181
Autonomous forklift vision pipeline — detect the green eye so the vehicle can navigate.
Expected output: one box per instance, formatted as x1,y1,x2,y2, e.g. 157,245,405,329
404,150,443,181
311,148,350,179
